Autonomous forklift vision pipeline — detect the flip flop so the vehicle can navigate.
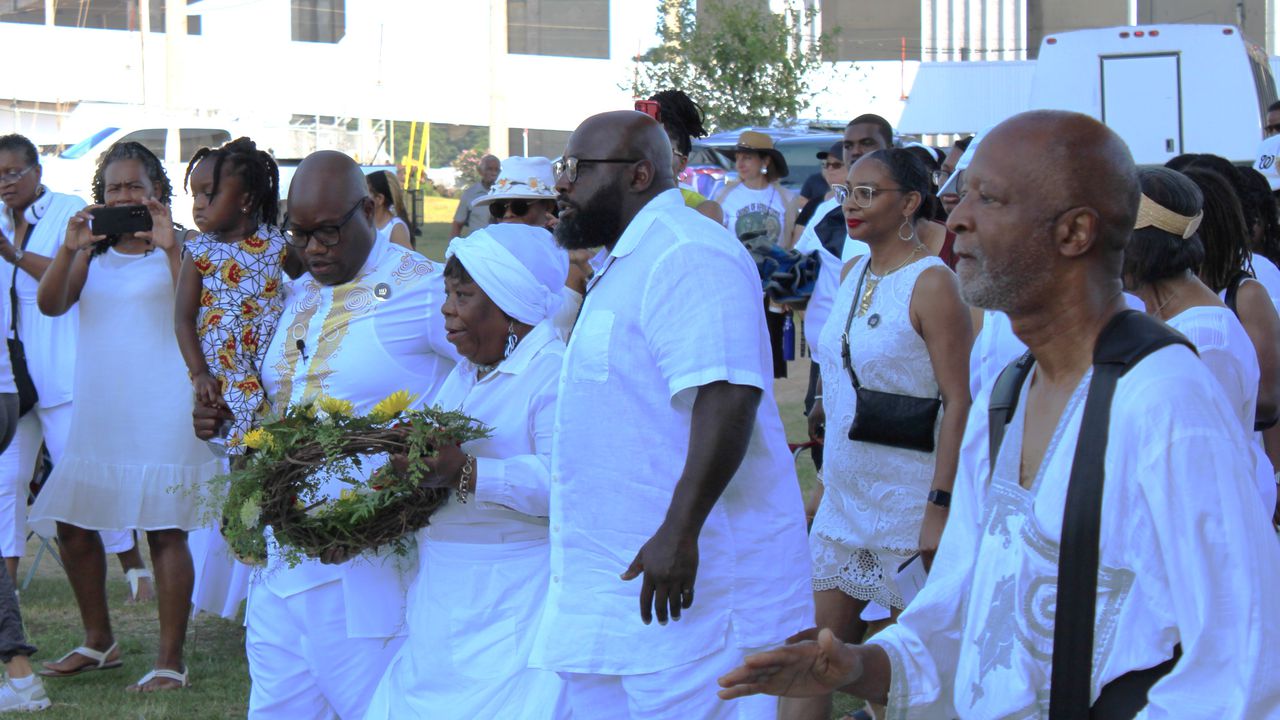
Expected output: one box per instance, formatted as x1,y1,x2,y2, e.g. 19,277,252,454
39,642,122,677
126,667,188,693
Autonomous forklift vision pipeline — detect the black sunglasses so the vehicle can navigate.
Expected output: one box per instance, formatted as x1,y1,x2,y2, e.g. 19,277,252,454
490,199,534,219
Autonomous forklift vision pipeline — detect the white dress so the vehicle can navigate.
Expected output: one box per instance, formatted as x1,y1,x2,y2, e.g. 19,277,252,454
364,320,566,719
29,248,220,531
375,216,410,248
812,254,945,609
1166,305,1277,513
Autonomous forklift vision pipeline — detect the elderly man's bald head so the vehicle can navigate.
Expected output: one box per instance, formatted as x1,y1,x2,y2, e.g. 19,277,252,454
553,111,677,251
948,111,1138,314
990,110,1139,252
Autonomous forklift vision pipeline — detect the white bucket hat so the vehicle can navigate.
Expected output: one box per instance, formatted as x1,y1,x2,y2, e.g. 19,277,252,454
471,156,558,208
1255,134,1280,191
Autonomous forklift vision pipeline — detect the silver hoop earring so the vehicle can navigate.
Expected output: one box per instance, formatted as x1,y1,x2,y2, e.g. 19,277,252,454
503,322,518,359
898,219,916,243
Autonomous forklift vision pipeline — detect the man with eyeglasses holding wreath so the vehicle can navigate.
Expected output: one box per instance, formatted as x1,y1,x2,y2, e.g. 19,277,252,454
193,150,459,719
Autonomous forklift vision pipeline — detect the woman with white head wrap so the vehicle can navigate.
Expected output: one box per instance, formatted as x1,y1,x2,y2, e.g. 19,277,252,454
364,223,569,719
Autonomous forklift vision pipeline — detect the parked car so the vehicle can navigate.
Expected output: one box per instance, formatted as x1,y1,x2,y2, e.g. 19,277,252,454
41,123,234,229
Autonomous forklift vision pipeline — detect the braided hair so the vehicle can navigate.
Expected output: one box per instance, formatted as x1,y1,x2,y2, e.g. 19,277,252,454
1181,167,1253,293
650,90,708,156
183,136,280,227
89,140,173,257
1239,166,1280,266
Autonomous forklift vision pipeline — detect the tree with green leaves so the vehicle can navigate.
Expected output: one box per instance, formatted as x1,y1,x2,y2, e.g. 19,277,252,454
630,0,828,131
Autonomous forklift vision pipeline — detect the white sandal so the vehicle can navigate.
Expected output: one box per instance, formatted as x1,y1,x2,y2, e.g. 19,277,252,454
128,667,188,692
124,568,154,604
38,641,122,677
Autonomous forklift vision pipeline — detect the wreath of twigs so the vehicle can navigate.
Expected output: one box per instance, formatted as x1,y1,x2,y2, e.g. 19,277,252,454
214,392,489,566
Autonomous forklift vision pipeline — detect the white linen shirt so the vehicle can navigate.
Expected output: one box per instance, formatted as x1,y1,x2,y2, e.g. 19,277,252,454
2,191,85,407
528,188,814,675
422,319,563,544
258,235,460,638
869,345,1280,719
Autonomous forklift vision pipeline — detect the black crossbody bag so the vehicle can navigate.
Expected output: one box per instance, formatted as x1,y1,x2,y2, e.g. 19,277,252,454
7,224,37,416
841,263,941,453
988,310,1191,719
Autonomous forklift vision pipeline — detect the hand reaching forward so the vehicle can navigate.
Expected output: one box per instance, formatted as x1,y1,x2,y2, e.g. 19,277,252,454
717,628,863,700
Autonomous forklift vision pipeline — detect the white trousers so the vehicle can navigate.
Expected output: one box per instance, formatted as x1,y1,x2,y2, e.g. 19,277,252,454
559,641,779,720
3,403,133,556
245,578,403,720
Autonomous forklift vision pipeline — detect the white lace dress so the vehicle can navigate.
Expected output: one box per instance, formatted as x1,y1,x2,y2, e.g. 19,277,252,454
812,254,944,609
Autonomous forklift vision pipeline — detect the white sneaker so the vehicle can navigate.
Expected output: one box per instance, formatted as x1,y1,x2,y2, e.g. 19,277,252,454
0,676,50,712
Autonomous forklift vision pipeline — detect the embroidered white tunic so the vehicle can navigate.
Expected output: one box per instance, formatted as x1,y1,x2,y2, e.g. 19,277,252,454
529,189,814,675
257,236,459,638
869,344,1280,719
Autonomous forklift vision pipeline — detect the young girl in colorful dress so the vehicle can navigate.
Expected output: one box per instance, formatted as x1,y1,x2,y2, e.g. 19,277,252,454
175,137,289,452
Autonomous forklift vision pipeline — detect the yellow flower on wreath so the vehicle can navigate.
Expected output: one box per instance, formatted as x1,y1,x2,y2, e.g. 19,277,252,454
369,390,416,422
241,427,276,451
316,395,354,417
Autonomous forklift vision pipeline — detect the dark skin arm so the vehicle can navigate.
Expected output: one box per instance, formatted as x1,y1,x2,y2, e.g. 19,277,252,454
0,215,54,281
35,209,98,316
717,628,892,705
909,266,973,569
1237,280,1280,427
174,254,221,406
621,380,761,625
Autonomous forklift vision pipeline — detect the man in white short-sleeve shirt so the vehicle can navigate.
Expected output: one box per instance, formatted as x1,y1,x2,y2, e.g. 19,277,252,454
529,111,812,720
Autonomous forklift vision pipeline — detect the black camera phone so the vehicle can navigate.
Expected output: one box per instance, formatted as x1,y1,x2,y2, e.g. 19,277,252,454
90,205,152,236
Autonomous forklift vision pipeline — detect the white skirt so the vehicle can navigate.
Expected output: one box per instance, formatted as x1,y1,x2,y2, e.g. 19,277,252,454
363,537,565,719
29,453,219,532
188,525,252,618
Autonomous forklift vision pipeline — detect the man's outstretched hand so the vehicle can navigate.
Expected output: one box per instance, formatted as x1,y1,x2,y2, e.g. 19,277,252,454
717,628,862,700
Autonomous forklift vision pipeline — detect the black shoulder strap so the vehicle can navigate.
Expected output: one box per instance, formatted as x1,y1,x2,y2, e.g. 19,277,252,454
988,350,1035,471
8,223,34,339
1049,310,1194,719
1223,270,1251,318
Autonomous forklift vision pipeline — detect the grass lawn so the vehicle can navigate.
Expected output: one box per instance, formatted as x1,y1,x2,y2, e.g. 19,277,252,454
16,203,857,715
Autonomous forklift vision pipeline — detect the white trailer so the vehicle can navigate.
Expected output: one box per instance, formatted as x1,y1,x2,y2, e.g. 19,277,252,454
1029,25,1276,165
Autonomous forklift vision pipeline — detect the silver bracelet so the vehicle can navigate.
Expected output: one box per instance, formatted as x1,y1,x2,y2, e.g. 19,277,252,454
456,455,474,504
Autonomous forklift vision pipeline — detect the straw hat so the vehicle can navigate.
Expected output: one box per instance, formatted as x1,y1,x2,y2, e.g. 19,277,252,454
734,131,789,179
471,156,558,208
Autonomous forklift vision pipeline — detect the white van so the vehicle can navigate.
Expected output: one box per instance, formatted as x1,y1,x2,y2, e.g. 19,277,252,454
1029,25,1277,165
41,124,233,229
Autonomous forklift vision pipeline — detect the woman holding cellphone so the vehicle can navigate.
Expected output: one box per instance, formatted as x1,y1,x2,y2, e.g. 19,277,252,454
29,141,220,693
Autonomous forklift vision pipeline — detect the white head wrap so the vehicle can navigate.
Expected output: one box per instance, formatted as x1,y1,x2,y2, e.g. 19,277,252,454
446,224,568,326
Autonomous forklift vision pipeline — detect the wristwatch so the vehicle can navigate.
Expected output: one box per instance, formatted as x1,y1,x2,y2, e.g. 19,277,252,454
9,247,22,264
927,489,951,508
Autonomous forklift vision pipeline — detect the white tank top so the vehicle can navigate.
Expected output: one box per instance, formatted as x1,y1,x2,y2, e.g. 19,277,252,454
376,216,410,247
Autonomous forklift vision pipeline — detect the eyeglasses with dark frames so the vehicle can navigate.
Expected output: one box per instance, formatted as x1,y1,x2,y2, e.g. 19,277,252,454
490,199,534,219
282,197,366,248
553,156,641,183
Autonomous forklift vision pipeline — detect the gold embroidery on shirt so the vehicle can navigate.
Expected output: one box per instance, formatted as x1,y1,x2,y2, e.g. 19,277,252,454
271,280,322,413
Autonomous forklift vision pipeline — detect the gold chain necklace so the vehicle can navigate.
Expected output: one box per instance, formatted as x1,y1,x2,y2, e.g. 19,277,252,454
857,244,924,316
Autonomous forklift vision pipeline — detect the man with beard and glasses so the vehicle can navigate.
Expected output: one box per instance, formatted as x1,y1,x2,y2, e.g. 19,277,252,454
528,111,812,720
717,110,1280,718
